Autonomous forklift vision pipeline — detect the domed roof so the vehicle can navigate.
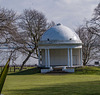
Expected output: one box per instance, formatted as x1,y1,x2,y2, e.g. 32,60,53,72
40,24,82,44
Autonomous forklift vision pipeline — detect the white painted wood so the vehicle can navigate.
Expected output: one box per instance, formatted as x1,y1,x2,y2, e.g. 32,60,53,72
38,24,83,69
67,48,70,67
42,48,82,67
47,49,50,67
72,49,80,66
39,45,82,49
70,48,73,67
73,55,78,65
50,49,67,66
45,49,48,67
41,49,45,66
80,48,83,66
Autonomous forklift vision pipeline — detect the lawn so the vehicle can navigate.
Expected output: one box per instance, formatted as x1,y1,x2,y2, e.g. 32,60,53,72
1,66,100,95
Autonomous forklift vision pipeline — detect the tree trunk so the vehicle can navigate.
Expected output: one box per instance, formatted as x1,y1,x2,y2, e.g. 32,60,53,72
20,52,32,71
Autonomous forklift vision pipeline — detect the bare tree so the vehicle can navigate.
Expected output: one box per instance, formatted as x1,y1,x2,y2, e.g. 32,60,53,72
75,2,100,65
0,8,55,70
89,2,100,36
0,8,19,45
76,22,99,65
88,2,100,61
92,2,100,27
0,8,21,67
18,9,55,70
47,21,55,29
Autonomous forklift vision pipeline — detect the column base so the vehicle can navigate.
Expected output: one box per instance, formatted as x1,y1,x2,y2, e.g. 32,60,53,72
41,67,53,74
62,67,75,73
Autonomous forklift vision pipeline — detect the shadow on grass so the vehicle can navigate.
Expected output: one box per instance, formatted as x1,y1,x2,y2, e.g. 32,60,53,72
8,67,41,75
4,80,100,95
8,66,100,75
75,66,100,75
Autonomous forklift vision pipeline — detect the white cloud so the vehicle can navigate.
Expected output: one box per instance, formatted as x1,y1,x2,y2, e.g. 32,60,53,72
0,0,100,29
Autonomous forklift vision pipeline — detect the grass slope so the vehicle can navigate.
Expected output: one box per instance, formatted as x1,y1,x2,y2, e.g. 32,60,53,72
2,66,100,95
75,66,100,75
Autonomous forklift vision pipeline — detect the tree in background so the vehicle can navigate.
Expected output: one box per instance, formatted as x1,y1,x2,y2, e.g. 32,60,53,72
0,8,19,45
0,7,55,70
75,2,100,65
18,9,55,70
89,3,100,36
0,8,20,66
76,21,100,65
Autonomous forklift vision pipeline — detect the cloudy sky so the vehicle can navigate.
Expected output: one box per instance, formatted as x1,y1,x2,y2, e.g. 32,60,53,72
0,0,100,29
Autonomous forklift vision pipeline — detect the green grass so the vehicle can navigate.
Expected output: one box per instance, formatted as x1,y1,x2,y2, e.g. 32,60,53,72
1,66,100,95
75,66,100,75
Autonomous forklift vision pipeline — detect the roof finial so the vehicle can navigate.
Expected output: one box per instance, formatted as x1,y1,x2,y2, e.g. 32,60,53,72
57,23,61,26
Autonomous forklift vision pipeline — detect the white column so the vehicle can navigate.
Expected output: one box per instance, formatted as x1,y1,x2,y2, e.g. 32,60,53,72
38,49,40,66
80,48,83,66
47,49,50,67
67,48,70,67
70,48,73,67
45,49,48,67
